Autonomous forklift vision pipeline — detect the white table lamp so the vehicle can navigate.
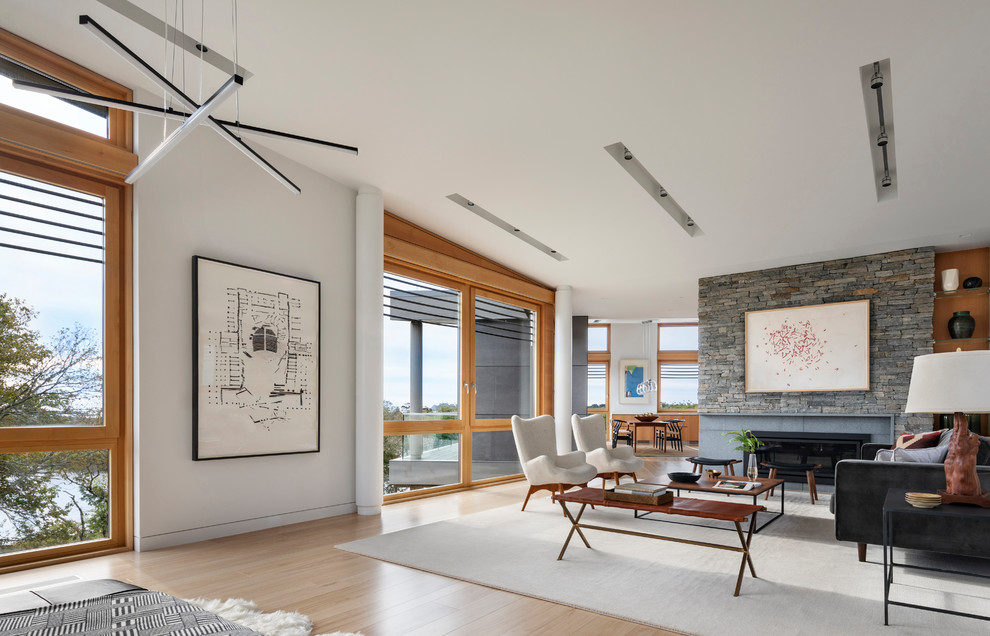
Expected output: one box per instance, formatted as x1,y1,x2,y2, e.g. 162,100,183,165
904,350,990,502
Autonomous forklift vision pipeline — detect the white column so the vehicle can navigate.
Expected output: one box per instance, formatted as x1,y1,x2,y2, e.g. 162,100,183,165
355,185,384,515
554,285,573,454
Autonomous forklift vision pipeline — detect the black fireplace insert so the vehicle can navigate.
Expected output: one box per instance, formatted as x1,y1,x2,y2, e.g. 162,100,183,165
742,431,873,485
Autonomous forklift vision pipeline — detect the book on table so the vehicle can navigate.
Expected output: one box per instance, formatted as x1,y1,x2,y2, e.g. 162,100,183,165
612,483,668,495
604,489,674,505
713,480,760,491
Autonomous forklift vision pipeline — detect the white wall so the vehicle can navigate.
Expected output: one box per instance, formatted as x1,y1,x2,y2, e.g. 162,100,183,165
609,323,657,415
133,112,357,550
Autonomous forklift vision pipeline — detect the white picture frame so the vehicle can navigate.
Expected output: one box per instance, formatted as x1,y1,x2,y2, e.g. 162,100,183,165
619,358,650,404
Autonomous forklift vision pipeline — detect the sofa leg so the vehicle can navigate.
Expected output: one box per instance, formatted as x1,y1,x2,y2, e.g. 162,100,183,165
857,543,867,562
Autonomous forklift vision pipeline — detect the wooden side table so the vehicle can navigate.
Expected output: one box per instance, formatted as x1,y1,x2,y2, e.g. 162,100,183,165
882,488,990,626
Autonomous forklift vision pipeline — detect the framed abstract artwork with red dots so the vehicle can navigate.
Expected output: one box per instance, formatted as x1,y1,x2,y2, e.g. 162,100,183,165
744,300,869,393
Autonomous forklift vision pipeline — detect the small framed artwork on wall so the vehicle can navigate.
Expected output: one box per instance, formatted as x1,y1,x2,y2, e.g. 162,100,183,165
745,299,870,392
619,359,650,404
193,256,321,460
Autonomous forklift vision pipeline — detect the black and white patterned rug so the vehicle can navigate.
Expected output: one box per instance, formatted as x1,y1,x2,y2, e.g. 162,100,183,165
0,589,261,636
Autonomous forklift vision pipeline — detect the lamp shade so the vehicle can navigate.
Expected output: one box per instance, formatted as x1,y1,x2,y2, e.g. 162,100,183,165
904,350,990,414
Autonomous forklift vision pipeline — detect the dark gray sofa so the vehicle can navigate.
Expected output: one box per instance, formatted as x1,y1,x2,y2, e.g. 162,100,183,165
832,439,990,561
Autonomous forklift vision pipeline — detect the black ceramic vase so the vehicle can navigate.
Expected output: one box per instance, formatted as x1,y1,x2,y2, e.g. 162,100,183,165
963,276,983,289
948,311,976,339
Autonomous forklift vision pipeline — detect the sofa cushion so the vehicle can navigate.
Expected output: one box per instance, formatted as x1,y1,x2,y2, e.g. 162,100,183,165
979,436,990,466
892,445,950,463
874,448,895,462
893,430,943,449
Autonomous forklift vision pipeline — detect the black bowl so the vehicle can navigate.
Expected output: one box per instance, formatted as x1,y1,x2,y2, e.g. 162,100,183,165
963,276,983,289
667,472,701,483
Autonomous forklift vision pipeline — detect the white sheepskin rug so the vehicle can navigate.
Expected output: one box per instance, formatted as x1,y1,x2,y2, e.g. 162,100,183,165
185,597,361,636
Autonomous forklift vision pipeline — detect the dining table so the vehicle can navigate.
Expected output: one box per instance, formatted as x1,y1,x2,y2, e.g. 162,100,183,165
610,415,673,451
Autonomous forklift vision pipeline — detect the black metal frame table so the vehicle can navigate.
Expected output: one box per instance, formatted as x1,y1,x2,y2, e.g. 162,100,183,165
882,488,990,625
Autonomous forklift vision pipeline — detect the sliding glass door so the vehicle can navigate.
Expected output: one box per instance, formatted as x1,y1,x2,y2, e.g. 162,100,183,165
382,268,539,497
469,291,534,481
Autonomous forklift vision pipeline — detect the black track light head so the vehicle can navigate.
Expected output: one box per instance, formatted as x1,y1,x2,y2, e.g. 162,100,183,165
623,147,633,161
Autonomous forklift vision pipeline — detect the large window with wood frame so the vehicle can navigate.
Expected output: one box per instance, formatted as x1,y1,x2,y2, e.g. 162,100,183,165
657,323,699,411
587,324,610,415
0,29,132,570
382,215,552,499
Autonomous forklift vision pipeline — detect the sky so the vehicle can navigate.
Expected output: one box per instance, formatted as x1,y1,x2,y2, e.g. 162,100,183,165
0,78,106,352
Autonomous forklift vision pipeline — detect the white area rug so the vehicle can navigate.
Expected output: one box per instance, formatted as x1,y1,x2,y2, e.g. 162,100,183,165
186,598,361,636
337,491,990,635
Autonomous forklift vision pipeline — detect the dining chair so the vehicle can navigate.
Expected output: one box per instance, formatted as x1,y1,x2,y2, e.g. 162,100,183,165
665,419,685,452
611,419,634,448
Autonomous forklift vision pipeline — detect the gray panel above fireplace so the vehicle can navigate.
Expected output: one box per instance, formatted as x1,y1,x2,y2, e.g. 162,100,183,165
699,412,894,460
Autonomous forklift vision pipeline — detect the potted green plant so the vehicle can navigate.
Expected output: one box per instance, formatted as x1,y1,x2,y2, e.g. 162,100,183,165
723,429,764,479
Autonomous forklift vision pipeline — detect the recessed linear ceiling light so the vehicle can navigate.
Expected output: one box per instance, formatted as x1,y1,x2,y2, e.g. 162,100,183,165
446,194,567,261
604,142,702,237
860,58,897,202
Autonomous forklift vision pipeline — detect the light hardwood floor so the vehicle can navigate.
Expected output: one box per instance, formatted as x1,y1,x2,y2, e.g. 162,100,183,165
0,451,698,636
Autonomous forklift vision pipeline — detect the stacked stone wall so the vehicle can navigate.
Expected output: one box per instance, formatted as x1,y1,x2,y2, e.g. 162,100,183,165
698,247,935,434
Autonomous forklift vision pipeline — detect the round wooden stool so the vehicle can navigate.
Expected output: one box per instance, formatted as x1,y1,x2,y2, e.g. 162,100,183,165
686,457,741,476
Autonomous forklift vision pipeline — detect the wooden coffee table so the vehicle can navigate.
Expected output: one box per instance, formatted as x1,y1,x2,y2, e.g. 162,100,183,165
553,487,764,596
647,476,786,532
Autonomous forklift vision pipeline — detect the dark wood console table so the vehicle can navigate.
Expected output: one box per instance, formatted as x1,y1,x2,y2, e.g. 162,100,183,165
553,487,764,596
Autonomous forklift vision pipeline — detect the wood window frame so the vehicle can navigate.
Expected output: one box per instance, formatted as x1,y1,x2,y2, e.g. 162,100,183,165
657,322,699,414
587,323,610,353
587,353,610,415
383,213,554,501
0,29,133,573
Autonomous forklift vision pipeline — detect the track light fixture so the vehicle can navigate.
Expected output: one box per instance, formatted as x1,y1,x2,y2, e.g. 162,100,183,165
870,63,884,89
862,59,895,197
605,141,701,236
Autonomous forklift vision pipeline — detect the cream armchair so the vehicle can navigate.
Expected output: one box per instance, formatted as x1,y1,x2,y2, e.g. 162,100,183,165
571,413,644,489
510,415,597,511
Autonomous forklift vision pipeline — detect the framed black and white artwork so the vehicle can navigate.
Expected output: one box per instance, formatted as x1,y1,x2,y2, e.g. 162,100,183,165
193,256,320,460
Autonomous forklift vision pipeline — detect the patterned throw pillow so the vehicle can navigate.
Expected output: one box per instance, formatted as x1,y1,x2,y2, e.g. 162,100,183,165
892,430,943,450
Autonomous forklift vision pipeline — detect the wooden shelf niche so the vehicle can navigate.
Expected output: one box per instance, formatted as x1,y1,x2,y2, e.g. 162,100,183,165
933,248,990,353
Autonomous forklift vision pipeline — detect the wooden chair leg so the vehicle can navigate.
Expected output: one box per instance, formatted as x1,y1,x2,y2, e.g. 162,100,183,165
808,468,819,503
765,468,778,499
858,543,867,562
727,463,735,476
521,485,538,511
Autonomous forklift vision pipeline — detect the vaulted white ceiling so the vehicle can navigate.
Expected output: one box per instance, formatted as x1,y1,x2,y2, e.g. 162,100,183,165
5,1,990,319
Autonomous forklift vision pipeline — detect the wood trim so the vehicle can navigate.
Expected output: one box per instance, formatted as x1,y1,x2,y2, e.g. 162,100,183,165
385,212,540,283
0,108,137,178
384,421,466,435
0,27,132,149
657,351,700,363
385,236,554,303
384,474,526,504
0,541,127,575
